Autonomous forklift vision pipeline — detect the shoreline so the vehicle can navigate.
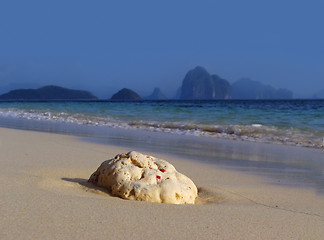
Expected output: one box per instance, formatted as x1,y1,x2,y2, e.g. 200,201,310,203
0,117,323,194
1,99,324,149
0,127,323,239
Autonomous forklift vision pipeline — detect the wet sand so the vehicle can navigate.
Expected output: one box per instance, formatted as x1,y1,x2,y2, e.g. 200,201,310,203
0,127,323,239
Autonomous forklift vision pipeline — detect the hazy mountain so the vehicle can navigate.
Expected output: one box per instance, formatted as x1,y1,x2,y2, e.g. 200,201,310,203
0,85,98,100
211,75,231,99
110,88,142,100
276,88,294,99
180,66,231,100
173,87,182,99
232,78,293,99
144,87,167,100
0,82,42,95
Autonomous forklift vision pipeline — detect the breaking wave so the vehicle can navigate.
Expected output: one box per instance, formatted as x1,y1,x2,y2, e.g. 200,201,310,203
0,107,323,149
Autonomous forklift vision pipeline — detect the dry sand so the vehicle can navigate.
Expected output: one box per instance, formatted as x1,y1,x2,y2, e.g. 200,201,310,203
0,127,323,239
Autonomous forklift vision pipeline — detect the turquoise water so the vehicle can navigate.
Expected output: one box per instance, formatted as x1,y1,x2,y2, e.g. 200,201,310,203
0,100,323,148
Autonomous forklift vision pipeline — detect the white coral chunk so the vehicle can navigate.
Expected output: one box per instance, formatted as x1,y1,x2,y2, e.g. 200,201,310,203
89,151,197,204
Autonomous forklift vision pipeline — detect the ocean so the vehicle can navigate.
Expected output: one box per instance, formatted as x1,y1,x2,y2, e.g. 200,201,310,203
0,99,323,148
0,99,323,193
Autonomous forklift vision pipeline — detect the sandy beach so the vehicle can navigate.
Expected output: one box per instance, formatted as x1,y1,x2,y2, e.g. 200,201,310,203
0,127,323,240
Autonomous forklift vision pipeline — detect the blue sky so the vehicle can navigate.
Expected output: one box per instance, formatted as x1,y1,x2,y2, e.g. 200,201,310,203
0,0,323,98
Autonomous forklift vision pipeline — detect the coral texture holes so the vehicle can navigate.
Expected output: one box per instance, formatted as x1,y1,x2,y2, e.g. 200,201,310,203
131,159,142,168
129,189,135,197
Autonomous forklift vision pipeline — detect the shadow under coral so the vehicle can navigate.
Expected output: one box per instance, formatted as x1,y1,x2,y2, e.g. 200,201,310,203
61,178,229,205
61,177,115,197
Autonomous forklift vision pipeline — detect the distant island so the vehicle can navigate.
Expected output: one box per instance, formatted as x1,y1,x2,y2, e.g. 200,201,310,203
180,66,231,100
1,67,297,101
110,88,142,101
232,78,293,99
179,66,293,100
144,87,167,100
0,85,98,100
109,87,168,101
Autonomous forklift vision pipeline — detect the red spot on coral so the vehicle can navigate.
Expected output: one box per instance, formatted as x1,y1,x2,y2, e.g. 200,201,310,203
156,175,161,180
159,169,166,173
